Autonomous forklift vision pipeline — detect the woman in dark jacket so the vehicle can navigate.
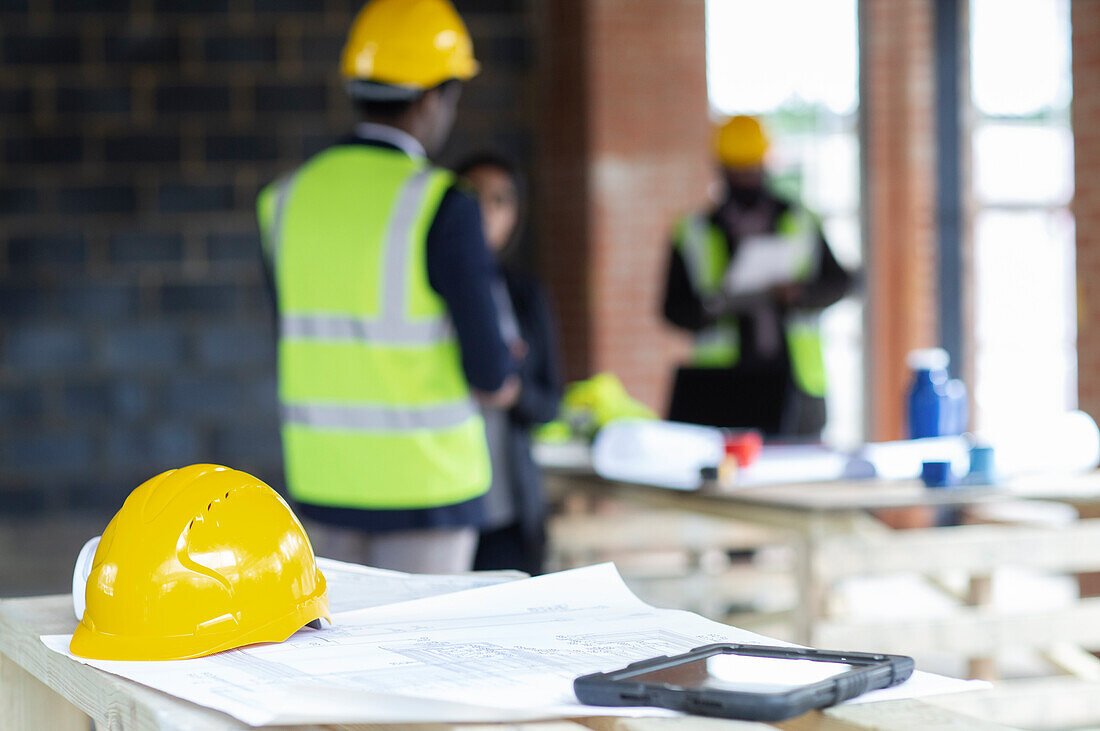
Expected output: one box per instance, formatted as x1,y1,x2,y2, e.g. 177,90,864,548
456,154,563,575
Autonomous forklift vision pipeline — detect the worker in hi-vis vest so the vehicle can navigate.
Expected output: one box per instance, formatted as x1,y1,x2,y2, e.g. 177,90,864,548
662,116,854,437
257,0,519,574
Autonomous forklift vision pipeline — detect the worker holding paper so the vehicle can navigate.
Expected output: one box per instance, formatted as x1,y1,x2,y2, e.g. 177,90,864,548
257,0,518,573
662,116,854,437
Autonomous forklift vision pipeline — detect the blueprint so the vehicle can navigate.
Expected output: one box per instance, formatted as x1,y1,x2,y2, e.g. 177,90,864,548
43,563,986,726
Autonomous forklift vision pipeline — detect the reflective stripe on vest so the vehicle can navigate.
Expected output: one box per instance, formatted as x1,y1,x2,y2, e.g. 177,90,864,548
674,210,828,397
282,399,476,431
262,146,490,510
280,314,451,345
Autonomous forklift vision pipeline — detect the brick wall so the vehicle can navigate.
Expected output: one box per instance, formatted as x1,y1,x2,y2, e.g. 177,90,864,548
532,0,591,383
0,0,535,514
536,0,707,411
1075,0,1100,422
862,0,939,440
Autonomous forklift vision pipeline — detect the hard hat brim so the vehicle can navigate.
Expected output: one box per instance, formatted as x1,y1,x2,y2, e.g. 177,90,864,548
69,586,330,661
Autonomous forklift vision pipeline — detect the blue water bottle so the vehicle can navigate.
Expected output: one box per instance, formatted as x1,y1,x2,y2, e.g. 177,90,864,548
906,348,951,438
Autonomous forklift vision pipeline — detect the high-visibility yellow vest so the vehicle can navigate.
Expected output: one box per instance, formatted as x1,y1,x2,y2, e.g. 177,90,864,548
257,145,490,510
673,209,828,398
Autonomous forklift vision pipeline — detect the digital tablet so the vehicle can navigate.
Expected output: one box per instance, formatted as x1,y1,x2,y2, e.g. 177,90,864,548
573,643,914,722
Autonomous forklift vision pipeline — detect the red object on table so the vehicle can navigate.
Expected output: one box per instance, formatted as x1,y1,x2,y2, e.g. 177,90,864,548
724,430,763,467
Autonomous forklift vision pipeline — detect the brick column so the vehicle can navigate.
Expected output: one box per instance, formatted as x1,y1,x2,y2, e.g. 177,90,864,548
1074,0,1100,421
862,0,939,440
535,0,709,411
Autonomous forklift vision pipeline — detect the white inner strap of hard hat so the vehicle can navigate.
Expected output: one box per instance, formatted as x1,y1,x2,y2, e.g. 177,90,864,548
72,535,101,622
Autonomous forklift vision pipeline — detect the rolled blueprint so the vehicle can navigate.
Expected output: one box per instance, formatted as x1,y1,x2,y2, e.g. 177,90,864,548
983,410,1100,476
592,419,725,490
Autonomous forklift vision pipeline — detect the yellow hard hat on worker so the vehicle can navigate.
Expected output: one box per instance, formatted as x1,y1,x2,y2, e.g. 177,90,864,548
341,0,479,97
714,115,769,169
71,464,330,661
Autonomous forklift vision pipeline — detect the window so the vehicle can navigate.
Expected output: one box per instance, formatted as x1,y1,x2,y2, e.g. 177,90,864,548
706,0,863,446
969,0,1076,432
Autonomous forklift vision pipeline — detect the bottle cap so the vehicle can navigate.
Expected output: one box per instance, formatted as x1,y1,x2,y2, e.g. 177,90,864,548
967,445,996,481
921,460,955,488
907,348,950,371
723,430,763,467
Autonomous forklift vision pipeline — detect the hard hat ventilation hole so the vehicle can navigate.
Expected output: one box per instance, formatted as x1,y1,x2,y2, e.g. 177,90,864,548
207,502,212,511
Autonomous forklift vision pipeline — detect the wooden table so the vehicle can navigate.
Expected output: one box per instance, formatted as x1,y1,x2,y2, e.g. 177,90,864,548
0,594,1010,730
540,451,1100,684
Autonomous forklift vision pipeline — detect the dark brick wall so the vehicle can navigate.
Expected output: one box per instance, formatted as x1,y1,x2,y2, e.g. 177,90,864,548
0,0,535,515
1075,0,1100,423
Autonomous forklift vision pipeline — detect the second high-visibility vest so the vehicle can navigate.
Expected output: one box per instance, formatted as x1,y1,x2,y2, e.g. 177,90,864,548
674,209,828,398
257,145,490,510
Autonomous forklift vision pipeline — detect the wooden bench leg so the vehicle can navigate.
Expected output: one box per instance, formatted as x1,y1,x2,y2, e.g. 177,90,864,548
966,575,996,680
1,651,89,731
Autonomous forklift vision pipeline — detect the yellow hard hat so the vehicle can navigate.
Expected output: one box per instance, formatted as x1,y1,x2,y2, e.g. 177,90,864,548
714,115,769,169
341,0,479,92
70,464,330,661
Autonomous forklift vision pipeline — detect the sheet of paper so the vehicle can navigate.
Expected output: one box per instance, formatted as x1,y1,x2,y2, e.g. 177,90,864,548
723,233,815,295
315,557,518,614
856,437,971,481
736,444,857,487
43,563,986,726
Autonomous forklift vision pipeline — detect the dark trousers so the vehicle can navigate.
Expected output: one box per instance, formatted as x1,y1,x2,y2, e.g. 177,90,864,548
474,522,546,576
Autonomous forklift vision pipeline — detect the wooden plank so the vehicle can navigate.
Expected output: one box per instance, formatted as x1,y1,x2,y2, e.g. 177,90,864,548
965,575,996,681
448,724,594,731
577,705,1013,731
542,464,1100,514
0,596,245,730
1042,642,1100,680
922,676,1100,729
577,714,773,730
545,476,856,534
723,610,798,644
792,534,821,646
565,702,1017,731
549,510,782,554
624,567,795,613
813,597,1100,657
0,651,89,731
301,722,593,731
812,518,1100,582
818,698,1018,730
